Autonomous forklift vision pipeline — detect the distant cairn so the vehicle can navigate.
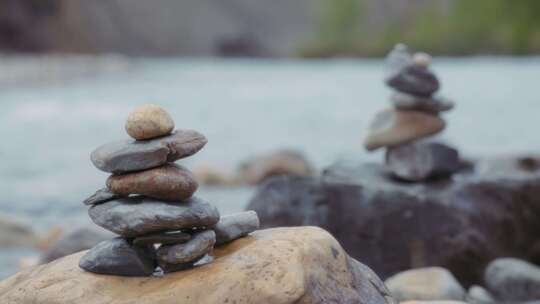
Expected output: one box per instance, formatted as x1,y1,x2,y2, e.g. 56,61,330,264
81,104,259,276
364,44,460,182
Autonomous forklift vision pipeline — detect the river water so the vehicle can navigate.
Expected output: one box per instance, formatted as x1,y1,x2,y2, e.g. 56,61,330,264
0,55,539,278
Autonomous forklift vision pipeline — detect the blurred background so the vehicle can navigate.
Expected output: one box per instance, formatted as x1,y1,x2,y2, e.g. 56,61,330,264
0,0,539,279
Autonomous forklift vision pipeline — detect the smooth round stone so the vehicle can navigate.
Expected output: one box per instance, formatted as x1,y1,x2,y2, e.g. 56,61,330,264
125,104,175,140
88,196,220,237
79,237,156,277
391,92,454,113
133,231,192,246
413,52,432,67
385,142,460,182
107,164,198,201
386,64,440,97
157,230,215,265
83,188,125,205
91,129,207,174
364,109,445,151
214,211,259,245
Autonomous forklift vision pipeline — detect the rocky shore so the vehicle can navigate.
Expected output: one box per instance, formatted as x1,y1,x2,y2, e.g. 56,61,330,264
0,227,394,304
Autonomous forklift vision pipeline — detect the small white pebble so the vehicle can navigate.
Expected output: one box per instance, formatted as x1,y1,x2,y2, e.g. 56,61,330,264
413,52,432,67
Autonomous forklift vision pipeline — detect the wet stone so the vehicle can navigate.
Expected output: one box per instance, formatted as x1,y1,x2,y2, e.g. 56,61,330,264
133,231,192,246
214,211,260,245
157,230,215,265
88,196,220,237
90,129,207,174
79,237,156,277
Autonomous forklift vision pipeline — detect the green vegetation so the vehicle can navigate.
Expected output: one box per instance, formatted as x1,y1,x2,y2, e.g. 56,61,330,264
300,0,540,57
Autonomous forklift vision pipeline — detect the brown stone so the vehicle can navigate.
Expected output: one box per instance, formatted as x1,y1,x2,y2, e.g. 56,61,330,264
125,104,174,140
106,164,198,201
364,109,445,151
0,227,394,304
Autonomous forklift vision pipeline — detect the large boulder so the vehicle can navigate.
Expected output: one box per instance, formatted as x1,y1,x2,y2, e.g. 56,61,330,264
246,155,540,286
0,227,395,304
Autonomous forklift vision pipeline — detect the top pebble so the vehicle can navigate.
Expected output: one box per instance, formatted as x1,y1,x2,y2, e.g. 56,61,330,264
125,104,175,140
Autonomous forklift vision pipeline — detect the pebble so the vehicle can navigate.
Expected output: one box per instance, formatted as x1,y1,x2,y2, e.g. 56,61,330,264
107,164,198,201
88,196,220,237
385,142,460,182
214,211,260,245
384,267,466,301
386,64,440,97
83,188,125,205
79,237,156,276
364,109,445,151
125,104,175,140
391,92,454,113
133,231,192,246
484,257,540,302
157,230,216,264
90,129,207,174
413,52,432,68
466,285,495,304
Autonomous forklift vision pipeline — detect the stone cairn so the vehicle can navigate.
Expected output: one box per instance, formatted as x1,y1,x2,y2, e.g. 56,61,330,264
80,104,260,276
364,44,460,182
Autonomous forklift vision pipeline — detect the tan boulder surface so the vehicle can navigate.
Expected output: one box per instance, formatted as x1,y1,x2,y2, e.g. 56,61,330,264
0,227,394,304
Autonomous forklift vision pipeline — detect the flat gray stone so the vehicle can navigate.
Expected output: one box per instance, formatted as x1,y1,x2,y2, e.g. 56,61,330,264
157,230,215,264
485,257,540,301
386,142,460,182
386,64,440,97
133,231,191,246
88,196,220,237
90,129,207,174
83,188,125,205
391,92,454,113
79,237,156,276
214,211,259,245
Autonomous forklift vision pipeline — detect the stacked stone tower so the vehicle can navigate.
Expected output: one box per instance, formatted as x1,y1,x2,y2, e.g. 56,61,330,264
81,104,259,276
364,44,460,182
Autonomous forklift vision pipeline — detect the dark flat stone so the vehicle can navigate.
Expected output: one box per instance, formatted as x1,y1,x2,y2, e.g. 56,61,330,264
79,237,156,276
157,230,215,264
90,129,207,174
214,211,259,245
386,64,440,97
83,188,125,206
88,196,220,237
385,142,460,182
133,231,192,246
